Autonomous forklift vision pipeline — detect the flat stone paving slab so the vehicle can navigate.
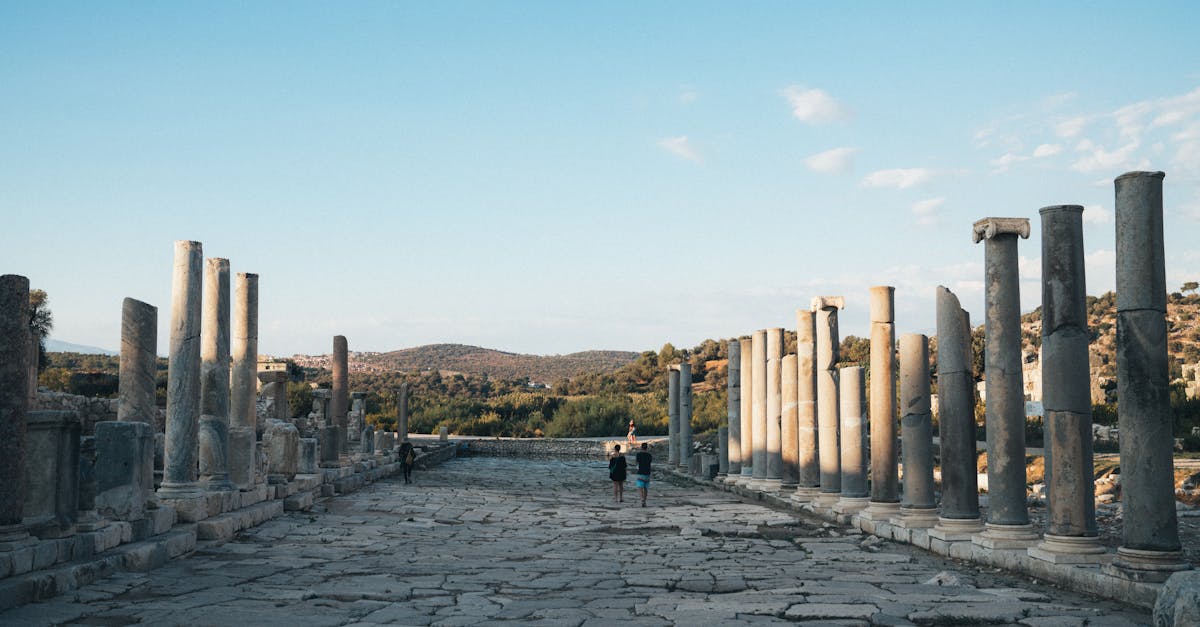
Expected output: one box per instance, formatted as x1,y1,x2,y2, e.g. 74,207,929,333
0,457,1152,626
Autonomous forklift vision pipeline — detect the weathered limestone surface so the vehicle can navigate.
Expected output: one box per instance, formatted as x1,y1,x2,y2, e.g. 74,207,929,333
893,334,937,529
726,338,742,479
794,309,819,502
780,354,799,489
332,336,349,456
764,328,783,488
230,273,258,490
868,287,899,510
813,297,844,505
0,274,32,548
117,298,157,426
668,367,680,465
679,362,693,469
738,337,753,483
160,241,204,500
717,426,728,478
264,421,300,483
750,330,768,488
348,392,367,444
834,366,867,514
1109,171,1188,580
96,421,154,522
24,410,81,539
199,258,233,492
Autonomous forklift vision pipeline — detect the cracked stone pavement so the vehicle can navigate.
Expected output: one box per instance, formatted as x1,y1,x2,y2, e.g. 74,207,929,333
0,457,1151,626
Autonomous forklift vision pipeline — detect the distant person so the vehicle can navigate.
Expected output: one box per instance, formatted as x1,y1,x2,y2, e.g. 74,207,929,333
627,420,637,446
608,444,627,503
635,443,652,507
399,440,415,484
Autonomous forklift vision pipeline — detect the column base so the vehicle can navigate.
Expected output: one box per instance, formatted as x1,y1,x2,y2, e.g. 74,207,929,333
1103,547,1192,583
202,475,237,492
156,482,209,522
811,491,841,509
735,470,754,486
1028,533,1110,564
833,496,870,515
761,478,783,492
156,481,204,500
0,524,37,552
779,481,798,491
790,486,821,505
75,511,109,533
858,501,901,522
889,507,939,529
929,516,985,542
972,523,1040,550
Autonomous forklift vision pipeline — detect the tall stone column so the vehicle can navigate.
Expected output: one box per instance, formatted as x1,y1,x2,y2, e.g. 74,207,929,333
764,328,784,489
159,241,206,507
397,382,410,442
199,258,234,492
793,309,820,503
0,274,34,550
717,425,729,479
117,297,158,511
749,330,769,489
679,362,693,469
726,339,743,482
891,334,938,529
1028,205,1106,563
930,287,985,541
1107,171,1190,580
667,366,680,465
781,354,799,489
972,217,1039,549
813,297,844,507
862,287,901,523
834,366,869,514
332,335,349,458
229,273,258,491
738,337,754,484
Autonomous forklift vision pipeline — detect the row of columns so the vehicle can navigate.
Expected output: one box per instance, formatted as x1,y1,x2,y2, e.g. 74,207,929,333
706,171,1187,581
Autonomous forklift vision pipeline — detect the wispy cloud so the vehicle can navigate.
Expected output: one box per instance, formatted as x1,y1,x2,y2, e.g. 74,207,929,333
657,136,702,163
1070,138,1147,173
678,86,699,105
781,85,851,124
803,147,858,175
861,168,934,189
1082,203,1112,224
911,197,945,226
1032,143,1063,158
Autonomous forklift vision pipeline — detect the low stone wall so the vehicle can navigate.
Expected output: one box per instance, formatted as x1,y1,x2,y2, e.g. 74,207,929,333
463,438,667,460
32,391,120,433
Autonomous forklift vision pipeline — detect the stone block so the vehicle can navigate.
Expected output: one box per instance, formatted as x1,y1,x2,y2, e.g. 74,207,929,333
32,540,58,570
158,494,207,523
264,419,300,482
95,420,154,522
298,438,318,474
229,426,255,490
284,492,313,511
24,411,82,539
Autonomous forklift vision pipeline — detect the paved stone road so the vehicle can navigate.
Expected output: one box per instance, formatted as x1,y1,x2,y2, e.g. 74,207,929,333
2,457,1151,626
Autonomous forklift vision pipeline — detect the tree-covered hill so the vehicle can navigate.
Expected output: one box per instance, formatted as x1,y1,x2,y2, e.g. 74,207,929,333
354,343,639,384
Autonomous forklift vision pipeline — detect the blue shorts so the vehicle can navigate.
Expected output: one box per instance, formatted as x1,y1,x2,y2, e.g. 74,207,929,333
635,474,650,488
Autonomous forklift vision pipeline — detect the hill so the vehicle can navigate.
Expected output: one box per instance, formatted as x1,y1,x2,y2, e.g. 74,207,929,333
354,343,640,383
46,338,117,356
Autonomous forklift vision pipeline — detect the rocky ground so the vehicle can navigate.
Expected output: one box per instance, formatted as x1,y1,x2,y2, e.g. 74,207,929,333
0,457,1153,626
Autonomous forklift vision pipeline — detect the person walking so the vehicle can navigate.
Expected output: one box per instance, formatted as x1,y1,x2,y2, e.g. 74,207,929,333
608,444,627,503
399,440,415,484
627,420,637,447
635,442,652,507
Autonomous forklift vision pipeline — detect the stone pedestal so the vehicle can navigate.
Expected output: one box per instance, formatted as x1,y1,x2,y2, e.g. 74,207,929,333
1106,171,1190,581
96,420,154,522
439,426,448,441
891,335,937,530
24,410,81,539
319,425,340,468
229,426,256,490
265,420,300,484
679,362,693,469
726,338,742,479
813,297,844,506
348,391,367,444
332,336,350,456
159,241,205,503
76,435,107,532
868,286,900,513
737,337,754,485
361,425,375,455
748,330,769,490
932,287,984,541
972,217,1038,550
0,274,35,550
763,328,784,489
668,367,680,466
834,366,868,515
299,438,319,474
793,310,820,504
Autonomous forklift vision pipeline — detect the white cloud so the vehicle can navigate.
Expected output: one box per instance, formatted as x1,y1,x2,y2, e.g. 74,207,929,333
1082,204,1112,224
803,147,858,175
911,197,945,226
781,85,851,124
678,86,699,104
1032,143,1063,158
657,136,702,163
860,168,934,189
989,152,1029,173
1056,116,1090,138
1070,140,1146,173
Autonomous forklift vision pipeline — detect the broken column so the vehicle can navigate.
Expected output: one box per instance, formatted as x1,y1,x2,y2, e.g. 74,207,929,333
668,366,680,465
737,337,754,485
679,362,693,470
349,391,367,445
763,328,784,489
781,354,799,490
891,334,938,529
230,272,258,490
862,286,901,523
749,329,768,489
264,420,300,485
0,274,34,550
813,297,844,507
361,425,375,455
397,382,409,442
835,366,868,514
793,309,820,504
332,335,349,457
1107,171,1190,579
930,287,985,541
725,338,743,483
199,257,234,492
158,241,207,517
113,297,157,513
972,217,1039,549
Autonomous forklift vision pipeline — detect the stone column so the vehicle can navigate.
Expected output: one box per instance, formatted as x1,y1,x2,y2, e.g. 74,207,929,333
667,366,680,465
726,338,742,482
679,362,693,470
1107,171,1189,579
396,383,409,442
1028,205,1106,563
159,241,206,507
738,337,754,484
273,371,289,423
118,298,158,425
230,273,258,490
835,366,869,514
793,309,820,503
349,391,368,445
199,258,234,492
813,297,844,507
863,286,900,523
930,287,985,541
717,425,729,478
332,335,349,457
763,328,784,489
0,275,34,550
972,217,1039,549
781,354,799,490
891,334,938,529
749,330,769,489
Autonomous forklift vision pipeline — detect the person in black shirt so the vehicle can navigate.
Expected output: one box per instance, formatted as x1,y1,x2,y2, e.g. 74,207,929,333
608,444,627,503
634,443,652,507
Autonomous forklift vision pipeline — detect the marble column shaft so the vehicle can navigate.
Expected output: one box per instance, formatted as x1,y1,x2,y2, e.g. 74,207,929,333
679,362,693,468
1114,171,1184,562
738,338,753,480
839,366,867,498
727,339,742,477
765,328,784,485
935,287,981,521
0,274,31,541
161,241,204,497
230,273,258,431
814,298,844,496
781,355,799,488
751,330,768,482
869,286,899,505
974,217,1031,527
118,298,158,424
667,367,680,465
332,335,349,456
199,258,233,491
899,334,936,510
796,310,820,491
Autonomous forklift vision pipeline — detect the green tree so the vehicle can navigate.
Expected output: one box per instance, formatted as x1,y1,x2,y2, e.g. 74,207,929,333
28,289,52,372
1183,281,1199,295
288,382,314,419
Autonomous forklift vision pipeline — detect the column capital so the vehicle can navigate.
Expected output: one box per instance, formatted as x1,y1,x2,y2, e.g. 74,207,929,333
972,217,1030,243
811,296,845,311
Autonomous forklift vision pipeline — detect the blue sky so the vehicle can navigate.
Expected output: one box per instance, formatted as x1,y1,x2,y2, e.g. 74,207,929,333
3,2,1200,357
